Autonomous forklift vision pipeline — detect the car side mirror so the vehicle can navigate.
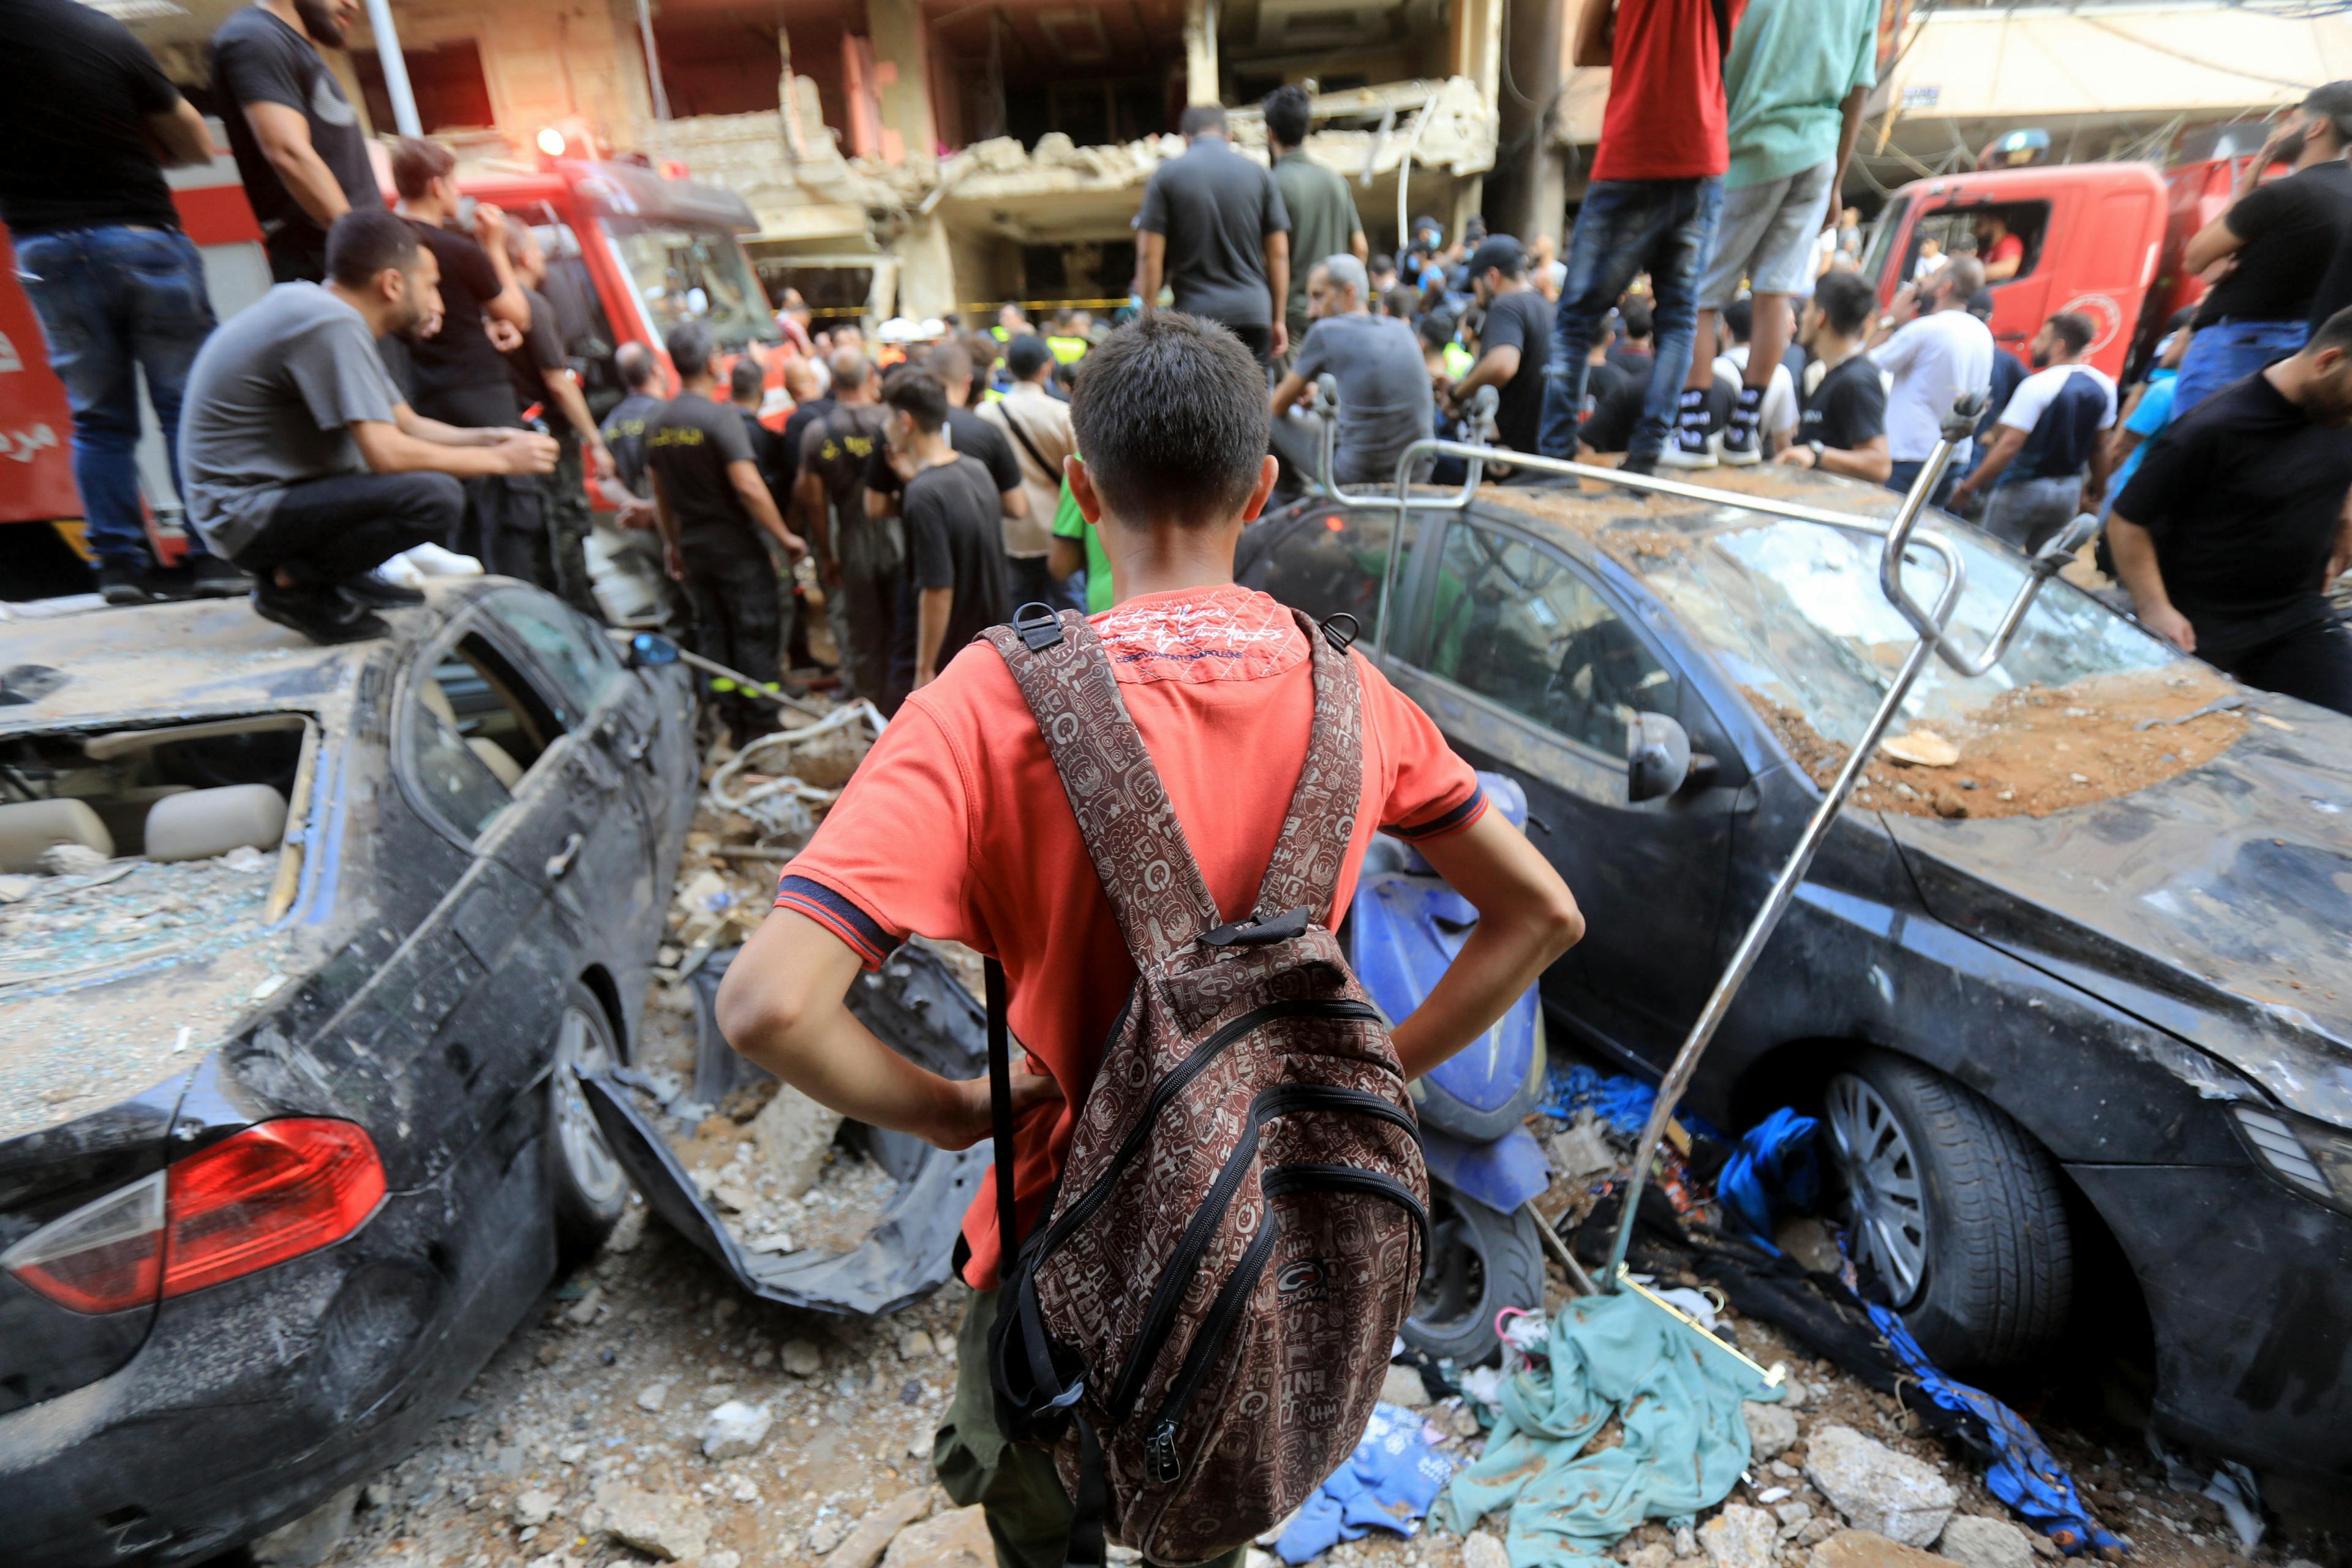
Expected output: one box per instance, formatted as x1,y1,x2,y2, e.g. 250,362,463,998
1627,712,1691,803
627,631,681,669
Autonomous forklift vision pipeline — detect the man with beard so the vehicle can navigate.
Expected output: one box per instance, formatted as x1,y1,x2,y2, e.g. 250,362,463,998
2108,305,2352,717
211,0,383,283
1947,311,2116,552
179,209,556,644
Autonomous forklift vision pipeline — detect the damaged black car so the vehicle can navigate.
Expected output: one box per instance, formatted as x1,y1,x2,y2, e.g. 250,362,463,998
0,582,696,1565
1239,472,2352,1496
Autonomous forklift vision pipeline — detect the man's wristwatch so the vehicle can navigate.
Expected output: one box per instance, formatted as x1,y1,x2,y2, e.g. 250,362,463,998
1808,440,1826,462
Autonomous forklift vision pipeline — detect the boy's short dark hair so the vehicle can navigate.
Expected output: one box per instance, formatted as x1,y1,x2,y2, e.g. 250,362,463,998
1381,284,1419,320
667,321,717,381
1418,307,1457,351
1721,296,1753,344
729,358,763,402
390,136,456,201
1005,334,1054,380
326,208,421,288
1263,85,1311,148
1071,314,1266,529
2046,311,2095,356
1812,270,1877,337
883,368,950,434
1180,104,1227,138
1619,297,1654,341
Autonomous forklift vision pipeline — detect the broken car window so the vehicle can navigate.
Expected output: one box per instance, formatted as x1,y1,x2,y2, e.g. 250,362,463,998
1638,519,2180,748
487,594,620,722
407,700,512,840
1425,521,1677,752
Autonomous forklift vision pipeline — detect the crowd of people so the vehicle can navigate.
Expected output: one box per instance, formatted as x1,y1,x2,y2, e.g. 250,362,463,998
7,0,2351,721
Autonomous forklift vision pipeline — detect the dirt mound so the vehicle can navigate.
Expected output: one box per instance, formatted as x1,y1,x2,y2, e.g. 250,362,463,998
1752,666,2248,820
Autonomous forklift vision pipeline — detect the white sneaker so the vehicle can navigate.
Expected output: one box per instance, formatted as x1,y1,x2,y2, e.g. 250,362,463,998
1717,422,1762,467
1658,431,1718,469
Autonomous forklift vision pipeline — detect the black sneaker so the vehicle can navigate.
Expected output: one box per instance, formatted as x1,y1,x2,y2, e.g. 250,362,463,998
1719,386,1765,467
339,571,427,608
1658,386,1717,470
96,562,154,605
187,556,254,597
1619,451,1660,479
252,582,389,645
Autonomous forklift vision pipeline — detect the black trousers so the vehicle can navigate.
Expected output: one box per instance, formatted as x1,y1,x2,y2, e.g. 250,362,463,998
233,471,464,586
263,225,328,285
2214,619,2352,718
680,530,782,740
414,383,545,579
1224,322,1275,372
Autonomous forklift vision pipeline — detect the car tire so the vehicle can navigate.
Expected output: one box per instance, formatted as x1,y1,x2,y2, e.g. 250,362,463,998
1404,1191,1547,1366
548,984,629,1267
1825,1051,2073,1373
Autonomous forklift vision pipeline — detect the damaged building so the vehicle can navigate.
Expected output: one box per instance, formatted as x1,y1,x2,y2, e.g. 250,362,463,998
108,0,1504,323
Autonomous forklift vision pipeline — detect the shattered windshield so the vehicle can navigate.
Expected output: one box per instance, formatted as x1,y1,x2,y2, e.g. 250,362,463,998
1639,519,2184,747
601,219,773,349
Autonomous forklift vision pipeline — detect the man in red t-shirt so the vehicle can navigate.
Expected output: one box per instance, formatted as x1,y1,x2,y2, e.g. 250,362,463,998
717,314,1583,1568
1536,0,1746,473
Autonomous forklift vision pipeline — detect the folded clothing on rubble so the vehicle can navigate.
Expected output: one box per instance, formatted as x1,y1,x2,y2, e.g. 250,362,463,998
1436,1291,1781,1568
1274,1401,1456,1564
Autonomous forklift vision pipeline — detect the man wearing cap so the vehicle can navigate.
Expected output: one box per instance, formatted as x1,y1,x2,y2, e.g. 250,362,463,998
1444,236,1552,454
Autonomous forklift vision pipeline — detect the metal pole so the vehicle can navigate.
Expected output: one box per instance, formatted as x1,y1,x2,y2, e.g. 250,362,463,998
1601,404,1995,1286
362,0,423,138
636,0,673,126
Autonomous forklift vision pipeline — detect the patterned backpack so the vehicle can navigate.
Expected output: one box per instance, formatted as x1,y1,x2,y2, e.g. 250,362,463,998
976,605,1429,1568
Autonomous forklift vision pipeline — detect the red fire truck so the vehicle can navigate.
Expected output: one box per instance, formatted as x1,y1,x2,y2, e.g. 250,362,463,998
1860,123,2279,380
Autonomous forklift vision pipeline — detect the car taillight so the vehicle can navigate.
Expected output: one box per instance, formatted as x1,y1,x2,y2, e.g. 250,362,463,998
0,1120,385,1314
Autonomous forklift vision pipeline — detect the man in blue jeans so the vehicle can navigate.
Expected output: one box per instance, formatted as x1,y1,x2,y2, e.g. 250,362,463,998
1537,0,1745,475
0,0,247,602
2173,81,2352,413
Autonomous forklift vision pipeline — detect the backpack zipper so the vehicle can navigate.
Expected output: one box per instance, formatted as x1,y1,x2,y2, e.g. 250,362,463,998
1027,998,1382,1267
1109,1085,1418,1420
1142,1163,1429,1488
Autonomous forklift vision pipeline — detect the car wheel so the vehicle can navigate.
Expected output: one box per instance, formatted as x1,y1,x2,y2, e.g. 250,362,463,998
1403,1191,1546,1366
1825,1051,2073,1371
548,984,629,1265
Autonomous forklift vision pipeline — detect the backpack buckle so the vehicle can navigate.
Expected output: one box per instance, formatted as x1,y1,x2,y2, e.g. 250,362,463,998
1319,612,1359,653
1012,603,1065,651
1199,905,1311,948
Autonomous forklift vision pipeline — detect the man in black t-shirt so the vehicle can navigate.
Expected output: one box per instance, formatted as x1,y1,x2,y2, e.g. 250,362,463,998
2109,307,2352,718
1445,236,1553,454
602,343,668,498
503,217,620,614
2174,82,2352,412
647,323,807,741
794,352,894,703
876,372,1010,715
1775,271,1890,484
0,0,244,603
862,346,1025,538
1136,104,1292,366
211,0,383,284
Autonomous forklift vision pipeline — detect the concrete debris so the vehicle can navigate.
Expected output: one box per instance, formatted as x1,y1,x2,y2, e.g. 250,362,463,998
897,1329,938,1360
1380,1364,1432,1408
753,1080,848,1196
564,1284,603,1326
1743,1400,1799,1462
1700,1505,1780,1568
782,1337,824,1376
700,1399,775,1460
586,1482,712,1562
1461,1530,1511,1568
511,1490,558,1529
1627,1545,1672,1568
1546,1110,1619,1183
820,1487,940,1568
880,1503,994,1568
1776,1502,1815,1534
1809,1531,1948,1568
1805,1425,1958,1547
808,1512,856,1556
249,1484,358,1567
1936,1515,2037,1568
637,1380,672,1412
37,842,106,875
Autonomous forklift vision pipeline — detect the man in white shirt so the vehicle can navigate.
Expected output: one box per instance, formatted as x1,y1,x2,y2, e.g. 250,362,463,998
1711,295,1799,459
1868,256,1994,507
1948,311,2117,553
978,333,1079,609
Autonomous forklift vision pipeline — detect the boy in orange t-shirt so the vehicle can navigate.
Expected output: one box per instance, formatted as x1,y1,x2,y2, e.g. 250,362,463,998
717,312,1582,1568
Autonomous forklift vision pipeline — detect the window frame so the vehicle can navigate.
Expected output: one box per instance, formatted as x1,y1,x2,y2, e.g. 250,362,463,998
478,587,626,730
394,607,584,851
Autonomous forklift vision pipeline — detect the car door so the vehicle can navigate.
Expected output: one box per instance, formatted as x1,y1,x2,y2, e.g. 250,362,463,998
1384,513,1747,1066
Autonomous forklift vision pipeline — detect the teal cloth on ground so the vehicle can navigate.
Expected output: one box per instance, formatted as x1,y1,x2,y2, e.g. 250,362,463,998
1438,1292,1782,1568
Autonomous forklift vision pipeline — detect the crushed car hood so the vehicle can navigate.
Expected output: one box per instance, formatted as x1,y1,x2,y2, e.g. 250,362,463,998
1887,709,2352,1128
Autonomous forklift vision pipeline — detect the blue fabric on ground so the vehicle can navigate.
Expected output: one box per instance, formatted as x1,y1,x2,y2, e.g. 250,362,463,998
1539,1065,1726,1142
1866,1305,2124,1556
1716,1109,1821,1241
1437,1292,1781,1568
1275,1402,1456,1563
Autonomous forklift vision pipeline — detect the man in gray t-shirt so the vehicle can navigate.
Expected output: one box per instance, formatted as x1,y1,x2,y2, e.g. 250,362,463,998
1269,255,1434,489
1137,103,1290,366
179,207,555,644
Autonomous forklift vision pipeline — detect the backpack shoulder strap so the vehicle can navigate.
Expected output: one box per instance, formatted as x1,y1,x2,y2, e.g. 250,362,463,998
981,609,1222,965
1249,608,1366,924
